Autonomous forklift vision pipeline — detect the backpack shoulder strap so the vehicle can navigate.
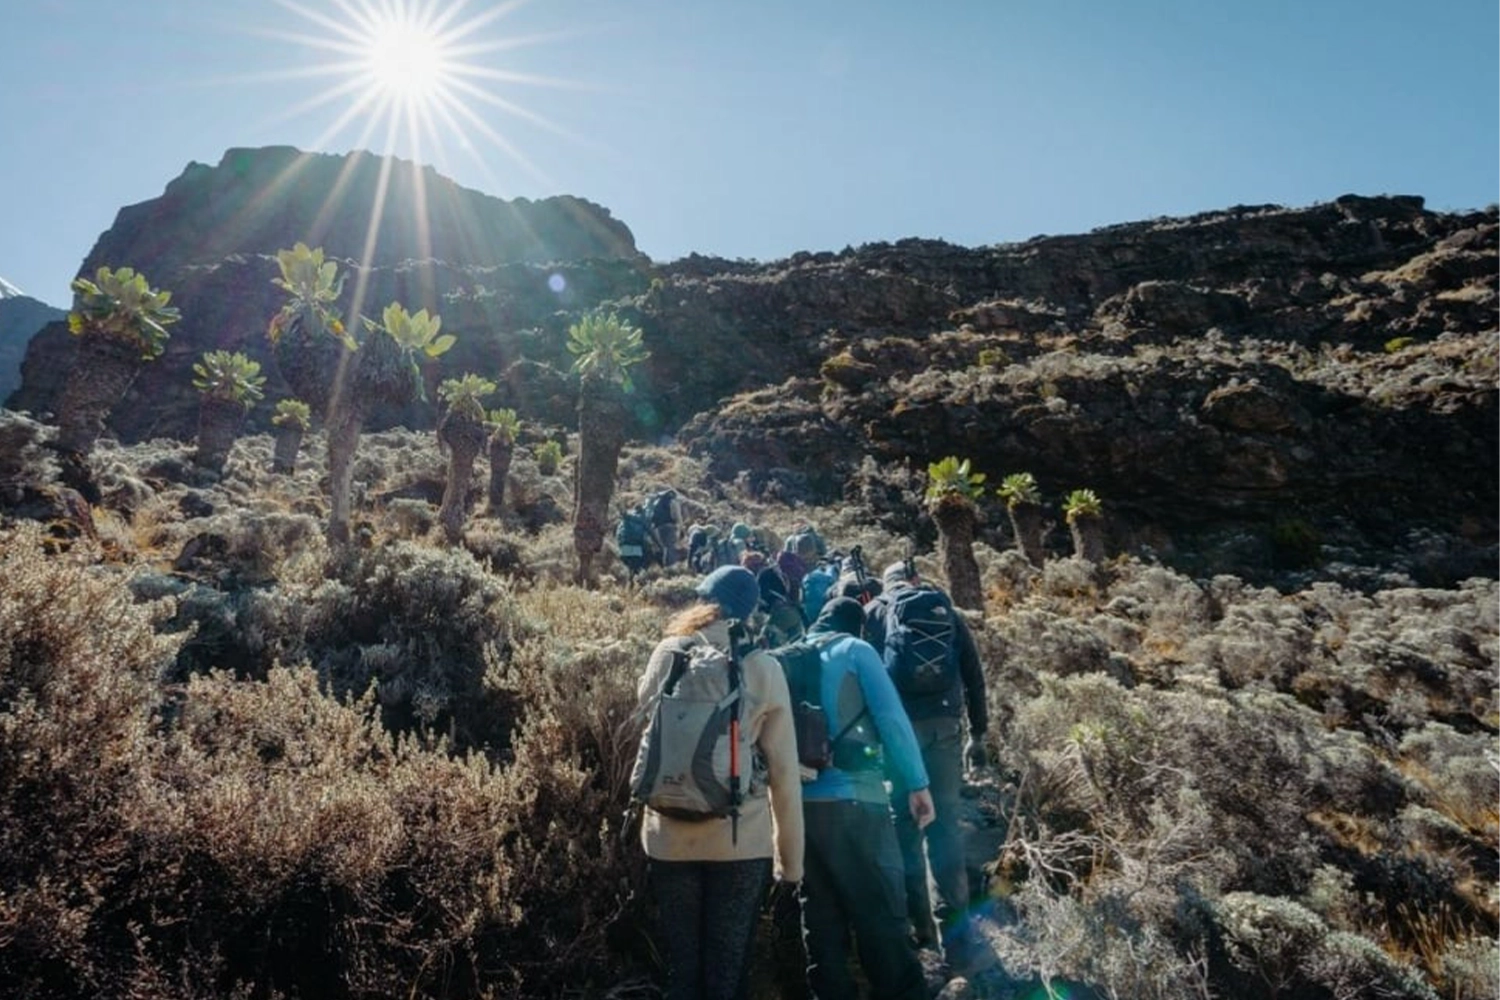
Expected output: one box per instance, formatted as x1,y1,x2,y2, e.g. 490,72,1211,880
815,633,869,748
660,644,691,697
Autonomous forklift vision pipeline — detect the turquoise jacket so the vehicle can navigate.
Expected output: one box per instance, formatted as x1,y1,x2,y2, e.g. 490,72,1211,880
800,631,929,804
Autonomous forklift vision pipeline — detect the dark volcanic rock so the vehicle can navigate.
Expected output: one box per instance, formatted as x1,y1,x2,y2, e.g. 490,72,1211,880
675,200,1497,583
9,152,1494,584
86,145,638,277
0,293,65,403
10,146,648,441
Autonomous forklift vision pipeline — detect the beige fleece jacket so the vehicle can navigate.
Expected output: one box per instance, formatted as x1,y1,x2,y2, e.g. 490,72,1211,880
637,620,805,882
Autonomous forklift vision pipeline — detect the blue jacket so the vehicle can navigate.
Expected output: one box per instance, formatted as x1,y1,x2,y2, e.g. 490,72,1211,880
800,631,929,804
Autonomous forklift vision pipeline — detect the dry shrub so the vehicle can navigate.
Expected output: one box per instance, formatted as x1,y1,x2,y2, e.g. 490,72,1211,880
239,540,531,752
0,410,59,497
998,676,1348,995
0,523,182,995
1214,893,1437,1000
135,665,638,999
493,584,669,973
1434,935,1500,1000
1396,723,1498,836
1187,595,1318,690
998,608,1113,679
1038,555,1105,603
982,547,1042,608
0,524,652,997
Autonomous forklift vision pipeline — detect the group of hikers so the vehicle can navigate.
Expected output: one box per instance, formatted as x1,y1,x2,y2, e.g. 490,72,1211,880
628,511,991,1000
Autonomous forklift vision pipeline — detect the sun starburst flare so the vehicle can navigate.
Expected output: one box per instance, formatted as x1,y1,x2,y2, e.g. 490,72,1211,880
252,0,595,190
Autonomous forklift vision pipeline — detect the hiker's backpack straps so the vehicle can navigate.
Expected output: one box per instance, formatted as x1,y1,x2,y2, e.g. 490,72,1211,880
649,489,678,527
629,634,759,835
771,631,880,778
660,645,691,698
883,585,960,699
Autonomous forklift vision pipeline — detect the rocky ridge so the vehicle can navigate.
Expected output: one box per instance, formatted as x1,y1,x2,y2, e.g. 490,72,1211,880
5,146,1496,584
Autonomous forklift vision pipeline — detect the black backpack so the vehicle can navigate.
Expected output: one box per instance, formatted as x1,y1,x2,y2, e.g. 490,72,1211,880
647,489,677,526
769,635,878,777
615,507,656,574
881,585,959,697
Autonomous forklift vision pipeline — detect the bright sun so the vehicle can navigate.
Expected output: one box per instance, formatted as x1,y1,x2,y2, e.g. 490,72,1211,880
362,17,451,102
260,0,588,192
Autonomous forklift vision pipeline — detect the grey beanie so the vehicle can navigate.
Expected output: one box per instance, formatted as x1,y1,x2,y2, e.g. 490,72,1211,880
697,565,760,622
882,560,917,586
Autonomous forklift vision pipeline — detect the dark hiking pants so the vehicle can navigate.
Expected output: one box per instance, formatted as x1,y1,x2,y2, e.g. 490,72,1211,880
801,799,926,1000
649,857,772,1000
889,715,971,951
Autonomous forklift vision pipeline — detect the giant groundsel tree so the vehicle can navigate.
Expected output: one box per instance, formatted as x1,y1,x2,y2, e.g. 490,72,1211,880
925,455,987,611
57,266,180,465
436,374,495,543
567,310,648,586
191,350,266,475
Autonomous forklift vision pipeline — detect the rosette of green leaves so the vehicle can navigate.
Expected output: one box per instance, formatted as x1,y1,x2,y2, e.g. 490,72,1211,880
271,398,312,431
997,471,1042,508
487,407,520,444
192,350,266,409
67,265,180,359
566,310,649,392
925,456,987,503
1063,488,1103,523
268,243,353,350
438,374,497,422
361,303,455,398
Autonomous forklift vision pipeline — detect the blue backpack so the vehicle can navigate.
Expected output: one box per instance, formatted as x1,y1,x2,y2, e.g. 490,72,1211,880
801,561,839,623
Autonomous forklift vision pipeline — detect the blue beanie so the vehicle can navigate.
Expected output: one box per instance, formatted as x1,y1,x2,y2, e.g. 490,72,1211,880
697,565,760,622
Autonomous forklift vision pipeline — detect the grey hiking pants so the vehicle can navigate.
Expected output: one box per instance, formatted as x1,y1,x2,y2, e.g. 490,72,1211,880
888,714,971,950
801,799,927,1000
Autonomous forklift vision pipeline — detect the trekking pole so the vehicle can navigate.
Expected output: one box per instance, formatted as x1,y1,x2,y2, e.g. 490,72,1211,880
850,545,871,605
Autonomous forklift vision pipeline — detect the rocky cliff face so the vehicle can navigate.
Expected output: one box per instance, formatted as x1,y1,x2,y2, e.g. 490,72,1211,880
8,146,646,437
668,198,1497,584
6,144,1494,584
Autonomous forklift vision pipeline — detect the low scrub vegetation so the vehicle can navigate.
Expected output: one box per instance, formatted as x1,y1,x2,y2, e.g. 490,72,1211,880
0,422,1494,999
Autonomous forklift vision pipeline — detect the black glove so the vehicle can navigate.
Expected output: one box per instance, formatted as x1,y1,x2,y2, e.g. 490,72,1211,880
964,735,988,771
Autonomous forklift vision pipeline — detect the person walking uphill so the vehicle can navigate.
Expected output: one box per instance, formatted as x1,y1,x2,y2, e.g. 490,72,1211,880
864,561,990,970
632,565,805,1000
798,597,934,1000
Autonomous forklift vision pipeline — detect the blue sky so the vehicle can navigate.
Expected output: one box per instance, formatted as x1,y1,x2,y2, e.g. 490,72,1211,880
2,0,1496,306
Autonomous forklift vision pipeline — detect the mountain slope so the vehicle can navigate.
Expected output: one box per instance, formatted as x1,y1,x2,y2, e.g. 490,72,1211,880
0,282,65,404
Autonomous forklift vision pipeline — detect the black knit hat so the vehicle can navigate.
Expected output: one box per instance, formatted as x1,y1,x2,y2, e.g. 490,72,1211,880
810,596,865,638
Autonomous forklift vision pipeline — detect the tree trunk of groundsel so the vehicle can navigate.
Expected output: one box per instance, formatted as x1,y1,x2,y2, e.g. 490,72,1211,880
438,412,486,544
55,335,142,457
1008,503,1047,567
573,376,628,587
485,436,514,516
1070,514,1107,564
193,398,247,476
932,496,986,612
439,445,479,544
325,402,364,546
272,427,303,474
